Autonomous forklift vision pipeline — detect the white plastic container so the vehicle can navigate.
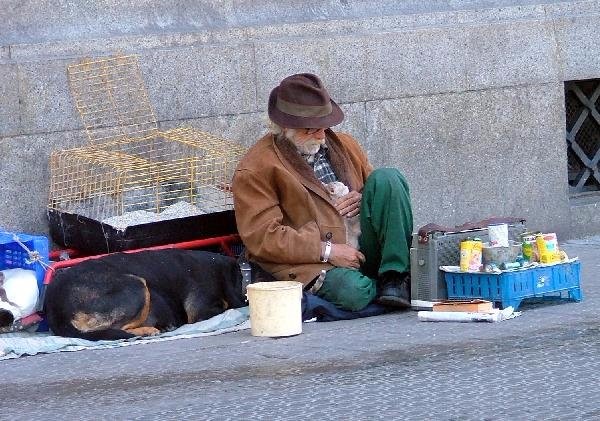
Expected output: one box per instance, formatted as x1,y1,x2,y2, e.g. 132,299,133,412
488,223,509,247
246,281,303,337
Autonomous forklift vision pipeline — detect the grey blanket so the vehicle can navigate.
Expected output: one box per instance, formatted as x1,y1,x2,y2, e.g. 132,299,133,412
0,307,249,360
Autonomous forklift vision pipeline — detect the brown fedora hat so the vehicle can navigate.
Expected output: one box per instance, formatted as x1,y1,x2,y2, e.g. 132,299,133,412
268,73,344,129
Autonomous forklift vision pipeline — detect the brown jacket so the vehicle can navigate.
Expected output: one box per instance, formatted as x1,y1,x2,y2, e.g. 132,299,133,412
232,129,373,285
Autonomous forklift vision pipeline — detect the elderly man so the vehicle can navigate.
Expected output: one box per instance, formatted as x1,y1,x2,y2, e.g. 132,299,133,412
232,73,413,312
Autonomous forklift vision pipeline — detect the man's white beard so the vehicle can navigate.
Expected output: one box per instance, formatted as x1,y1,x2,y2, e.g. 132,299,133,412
286,130,325,155
299,140,323,155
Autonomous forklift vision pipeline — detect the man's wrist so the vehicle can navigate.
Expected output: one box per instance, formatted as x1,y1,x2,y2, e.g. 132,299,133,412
320,240,332,262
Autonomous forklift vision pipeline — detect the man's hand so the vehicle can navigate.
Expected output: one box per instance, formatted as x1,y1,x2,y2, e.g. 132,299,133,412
335,190,362,217
328,243,365,269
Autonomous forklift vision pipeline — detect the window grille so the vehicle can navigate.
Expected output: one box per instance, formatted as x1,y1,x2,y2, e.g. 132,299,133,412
565,79,600,195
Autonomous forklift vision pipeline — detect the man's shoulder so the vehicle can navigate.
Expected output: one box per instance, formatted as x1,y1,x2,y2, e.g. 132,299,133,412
333,131,355,140
237,133,276,170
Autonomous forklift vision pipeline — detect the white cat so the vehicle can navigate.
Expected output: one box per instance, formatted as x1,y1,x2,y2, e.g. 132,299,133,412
323,181,361,250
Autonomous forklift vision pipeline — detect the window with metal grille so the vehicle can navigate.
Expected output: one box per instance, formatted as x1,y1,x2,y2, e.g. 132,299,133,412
565,79,600,195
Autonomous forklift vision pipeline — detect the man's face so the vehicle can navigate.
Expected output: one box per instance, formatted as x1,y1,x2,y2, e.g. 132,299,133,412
286,127,327,155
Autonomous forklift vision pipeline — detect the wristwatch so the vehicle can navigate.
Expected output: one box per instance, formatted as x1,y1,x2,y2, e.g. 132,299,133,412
320,240,332,263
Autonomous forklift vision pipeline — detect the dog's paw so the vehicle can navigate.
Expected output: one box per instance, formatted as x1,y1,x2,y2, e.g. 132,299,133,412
126,326,161,337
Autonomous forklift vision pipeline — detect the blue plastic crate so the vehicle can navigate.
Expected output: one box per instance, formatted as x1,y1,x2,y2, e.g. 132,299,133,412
444,261,583,310
0,231,49,326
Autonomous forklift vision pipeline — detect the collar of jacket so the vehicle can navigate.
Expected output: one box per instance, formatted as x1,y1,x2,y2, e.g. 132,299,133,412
273,129,355,203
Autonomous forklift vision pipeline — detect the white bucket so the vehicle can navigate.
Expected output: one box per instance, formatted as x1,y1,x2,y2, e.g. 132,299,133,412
246,281,303,337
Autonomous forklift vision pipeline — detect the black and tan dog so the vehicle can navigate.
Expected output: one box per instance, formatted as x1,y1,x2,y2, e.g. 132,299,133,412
44,249,246,341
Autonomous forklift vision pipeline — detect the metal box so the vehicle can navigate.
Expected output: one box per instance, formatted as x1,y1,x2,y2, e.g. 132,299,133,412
410,221,527,303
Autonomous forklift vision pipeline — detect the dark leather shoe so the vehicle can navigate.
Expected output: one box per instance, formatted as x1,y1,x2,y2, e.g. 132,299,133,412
375,272,411,309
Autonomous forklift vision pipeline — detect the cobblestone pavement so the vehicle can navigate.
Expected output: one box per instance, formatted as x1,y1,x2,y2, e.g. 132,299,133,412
1,238,599,420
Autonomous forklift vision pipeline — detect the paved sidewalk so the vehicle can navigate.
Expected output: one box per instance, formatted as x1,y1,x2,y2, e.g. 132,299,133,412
1,236,598,419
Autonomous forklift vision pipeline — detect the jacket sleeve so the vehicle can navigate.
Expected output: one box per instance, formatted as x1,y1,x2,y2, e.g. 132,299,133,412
232,168,322,265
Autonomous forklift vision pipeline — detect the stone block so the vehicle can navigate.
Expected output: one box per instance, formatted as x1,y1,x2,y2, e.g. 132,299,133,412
453,84,569,232
364,28,467,98
17,59,81,135
336,102,368,147
366,83,570,234
254,36,369,106
570,199,600,239
255,19,562,106
11,37,150,61
159,112,266,149
0,130,86,235
0,64,20,137
366,93,466,222
1,130,86,182
462,20,561,89
0,185,50,237
554,13,600,81
140,45,256,121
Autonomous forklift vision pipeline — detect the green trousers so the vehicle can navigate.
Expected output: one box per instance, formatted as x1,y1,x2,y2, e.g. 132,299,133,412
316,168,414,311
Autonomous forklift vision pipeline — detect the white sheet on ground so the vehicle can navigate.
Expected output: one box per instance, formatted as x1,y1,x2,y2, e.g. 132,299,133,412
0,307,250,360
417,306,520,323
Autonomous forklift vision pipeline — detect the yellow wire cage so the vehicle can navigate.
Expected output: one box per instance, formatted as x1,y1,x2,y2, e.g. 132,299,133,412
48,55,247,228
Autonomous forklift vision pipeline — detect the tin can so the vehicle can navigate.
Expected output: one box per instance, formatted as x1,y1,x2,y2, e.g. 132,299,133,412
536,233,560,263
460,239,483,271
459,240,472,271
521,234,537,262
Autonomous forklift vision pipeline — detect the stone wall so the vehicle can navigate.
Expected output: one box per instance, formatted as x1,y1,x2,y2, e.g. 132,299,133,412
1,0,599,242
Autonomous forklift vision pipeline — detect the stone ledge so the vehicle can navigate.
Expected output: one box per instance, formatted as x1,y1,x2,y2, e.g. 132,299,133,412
570,198,600,238
3,1,599,62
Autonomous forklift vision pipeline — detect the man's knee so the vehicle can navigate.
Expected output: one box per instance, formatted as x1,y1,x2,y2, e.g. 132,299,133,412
319,268,376,311
366,168,409,191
